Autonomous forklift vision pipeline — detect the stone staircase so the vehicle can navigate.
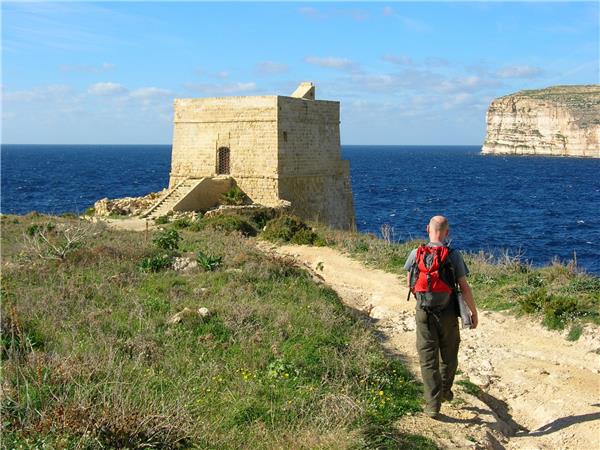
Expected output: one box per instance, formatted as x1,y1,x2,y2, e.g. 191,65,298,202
142,178,204,219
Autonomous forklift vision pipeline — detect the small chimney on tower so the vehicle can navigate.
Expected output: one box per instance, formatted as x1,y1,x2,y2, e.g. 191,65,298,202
291,82,315,100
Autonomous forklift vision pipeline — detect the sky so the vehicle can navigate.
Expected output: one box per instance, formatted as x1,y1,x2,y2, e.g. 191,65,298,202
2,1,599,145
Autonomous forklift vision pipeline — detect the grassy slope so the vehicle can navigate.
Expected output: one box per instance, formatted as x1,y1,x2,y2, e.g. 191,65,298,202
316,226,600,339
0,214,435,450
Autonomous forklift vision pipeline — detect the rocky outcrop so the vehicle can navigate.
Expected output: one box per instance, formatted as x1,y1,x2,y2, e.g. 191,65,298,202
481,85,600,158
93,191,166,217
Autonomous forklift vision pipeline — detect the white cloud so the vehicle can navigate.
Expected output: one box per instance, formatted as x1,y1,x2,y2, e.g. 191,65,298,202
397,16,430,32
60,62,115,73
383,54,413,65
383,54,451,69
128,87,172,107
129,87,171,99
256,61,289,75
495,65,543,79
436,75,503,94
88,82,127,96
3,84,72,102
304,56,357,71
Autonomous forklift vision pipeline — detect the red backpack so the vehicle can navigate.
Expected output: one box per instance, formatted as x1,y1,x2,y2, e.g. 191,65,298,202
408,244,457,312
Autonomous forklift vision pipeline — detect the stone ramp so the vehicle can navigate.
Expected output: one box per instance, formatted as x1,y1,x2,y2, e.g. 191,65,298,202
142,176,233,219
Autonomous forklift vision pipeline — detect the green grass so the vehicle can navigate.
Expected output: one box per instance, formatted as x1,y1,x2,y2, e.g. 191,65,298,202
316,226,599,336
1,214,433,449
456,379,482,398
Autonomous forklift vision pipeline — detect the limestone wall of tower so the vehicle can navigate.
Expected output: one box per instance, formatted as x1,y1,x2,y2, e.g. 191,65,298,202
275,96,355,230
170,96,280,204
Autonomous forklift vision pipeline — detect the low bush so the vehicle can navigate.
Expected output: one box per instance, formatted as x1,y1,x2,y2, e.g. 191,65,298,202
154,215,170,225
196,251,222,272
262,215,325,246
22,220,92,261
26,222,55,237
171,217,192,229
139,254,173,272
542,295,581,330
193,215,256,237
152,229,181,251
221,185,249,206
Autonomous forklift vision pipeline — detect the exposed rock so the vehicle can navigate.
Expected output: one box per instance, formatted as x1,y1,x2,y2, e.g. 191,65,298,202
481,85,600,158
172,257,198,272
197,307,211,318
169,211,201,221
93,190,166,217
167,307,194,325
168,306,211,325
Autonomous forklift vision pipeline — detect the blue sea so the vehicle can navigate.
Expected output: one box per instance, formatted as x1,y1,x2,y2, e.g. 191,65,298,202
2,144,599,274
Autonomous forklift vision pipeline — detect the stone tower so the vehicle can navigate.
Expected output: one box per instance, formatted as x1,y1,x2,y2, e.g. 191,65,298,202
156,82,355,230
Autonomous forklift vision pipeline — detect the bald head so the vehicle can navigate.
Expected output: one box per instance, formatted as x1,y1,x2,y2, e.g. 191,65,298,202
429,216,448,233
427,215,449,242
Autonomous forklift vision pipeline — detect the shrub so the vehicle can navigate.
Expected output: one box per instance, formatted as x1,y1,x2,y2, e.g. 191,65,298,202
542,295,580,330
262,215,324,245
154,215,170,225
518,287,547,314
84,206,95,216
195,215,256,237
139,254,173,272
172,217,191,229
152,229,181,251
22,221,91,261
250,211,271,229
221,186,249,206
290,228,325,246
196,251,222,272
26,222,55,237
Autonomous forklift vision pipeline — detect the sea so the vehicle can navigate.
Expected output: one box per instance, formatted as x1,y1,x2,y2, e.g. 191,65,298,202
2,144,599,275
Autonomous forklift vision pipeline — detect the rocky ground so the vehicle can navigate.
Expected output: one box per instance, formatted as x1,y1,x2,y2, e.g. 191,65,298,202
262,243,600,450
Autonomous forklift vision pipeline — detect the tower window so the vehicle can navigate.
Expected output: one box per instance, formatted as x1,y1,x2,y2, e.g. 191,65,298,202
217,147,230,175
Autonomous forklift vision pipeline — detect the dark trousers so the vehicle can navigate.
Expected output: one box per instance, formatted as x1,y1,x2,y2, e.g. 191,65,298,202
415,306,460,410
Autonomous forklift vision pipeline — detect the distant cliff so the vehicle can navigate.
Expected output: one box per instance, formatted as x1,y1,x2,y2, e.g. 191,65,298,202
481,85,600,158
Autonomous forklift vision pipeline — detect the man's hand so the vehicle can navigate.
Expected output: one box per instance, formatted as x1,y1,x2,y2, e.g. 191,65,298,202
470,308,478,329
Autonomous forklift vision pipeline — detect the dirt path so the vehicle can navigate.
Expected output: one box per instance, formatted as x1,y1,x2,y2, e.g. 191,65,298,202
263,243,600,450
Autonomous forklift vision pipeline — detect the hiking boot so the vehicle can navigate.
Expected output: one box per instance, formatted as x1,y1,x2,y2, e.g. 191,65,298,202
441,390,454,403
424,405,440,419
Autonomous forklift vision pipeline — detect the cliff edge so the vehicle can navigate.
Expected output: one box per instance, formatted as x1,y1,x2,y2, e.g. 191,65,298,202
481,85,600,158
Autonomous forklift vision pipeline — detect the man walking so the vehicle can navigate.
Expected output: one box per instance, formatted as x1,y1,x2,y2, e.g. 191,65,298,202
404,215,478,419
